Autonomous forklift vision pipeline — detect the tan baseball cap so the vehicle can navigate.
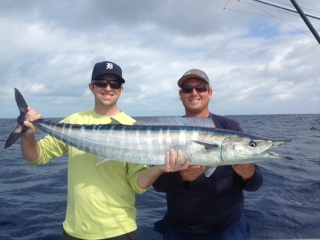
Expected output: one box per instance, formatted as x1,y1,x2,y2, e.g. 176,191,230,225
177,69,210,87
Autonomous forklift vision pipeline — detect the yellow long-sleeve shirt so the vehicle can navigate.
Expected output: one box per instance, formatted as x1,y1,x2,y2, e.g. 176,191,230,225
29,110,149,239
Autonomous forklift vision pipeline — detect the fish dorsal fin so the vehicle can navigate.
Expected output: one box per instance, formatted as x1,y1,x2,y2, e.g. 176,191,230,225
192,140,219,150
109,117,122,125
109,117,133,125
133,116,216,128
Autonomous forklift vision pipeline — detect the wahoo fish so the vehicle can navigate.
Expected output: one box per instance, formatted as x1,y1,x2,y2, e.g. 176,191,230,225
5,88,292,176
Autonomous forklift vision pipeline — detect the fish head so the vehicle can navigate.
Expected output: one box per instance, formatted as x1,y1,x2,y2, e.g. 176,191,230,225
221,133,292,164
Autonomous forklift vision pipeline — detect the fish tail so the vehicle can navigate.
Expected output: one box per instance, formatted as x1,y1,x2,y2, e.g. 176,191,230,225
4,88,30,149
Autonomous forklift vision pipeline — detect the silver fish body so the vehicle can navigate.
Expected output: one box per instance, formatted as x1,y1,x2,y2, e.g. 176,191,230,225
35,120,291,169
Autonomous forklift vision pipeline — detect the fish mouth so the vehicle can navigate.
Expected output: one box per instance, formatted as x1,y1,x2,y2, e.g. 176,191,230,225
267,151,292,160
271,139,291,148
257,140,292,160
266,140,292,160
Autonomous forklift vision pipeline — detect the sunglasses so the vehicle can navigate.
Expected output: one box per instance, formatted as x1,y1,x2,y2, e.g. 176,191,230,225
91,80,122,89
181,84,208,94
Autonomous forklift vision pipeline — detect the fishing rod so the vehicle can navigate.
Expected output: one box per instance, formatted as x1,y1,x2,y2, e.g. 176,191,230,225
252,0,320,45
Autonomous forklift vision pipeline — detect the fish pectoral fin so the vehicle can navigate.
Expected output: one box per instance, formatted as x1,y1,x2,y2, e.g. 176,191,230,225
96,158,111,165
192,140,219,150
205,166,216,177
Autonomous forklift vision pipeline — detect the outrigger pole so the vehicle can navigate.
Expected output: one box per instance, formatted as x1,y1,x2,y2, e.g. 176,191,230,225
252,0,320,45
290,0,320,45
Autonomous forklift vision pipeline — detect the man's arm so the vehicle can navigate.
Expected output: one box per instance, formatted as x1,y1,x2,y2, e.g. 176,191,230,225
232,164,255,182
221,117,263,190
137,149,190,189
241,164,263,191
21,107,43,161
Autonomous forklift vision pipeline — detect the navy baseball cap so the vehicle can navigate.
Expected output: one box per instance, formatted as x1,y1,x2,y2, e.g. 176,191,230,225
91,61,125,83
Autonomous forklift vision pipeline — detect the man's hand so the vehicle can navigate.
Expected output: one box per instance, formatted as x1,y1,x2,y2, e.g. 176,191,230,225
23,107,43,135
232,164,255,182
163,149,206,182
180,165,206,182
137,149,190,189
160,149,190,172
20,107,43,161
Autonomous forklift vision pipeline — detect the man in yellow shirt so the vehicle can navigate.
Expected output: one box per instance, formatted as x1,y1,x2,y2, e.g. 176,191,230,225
21,61,188,239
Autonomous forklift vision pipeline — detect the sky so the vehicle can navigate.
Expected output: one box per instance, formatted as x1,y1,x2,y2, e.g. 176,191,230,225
0,0,320,118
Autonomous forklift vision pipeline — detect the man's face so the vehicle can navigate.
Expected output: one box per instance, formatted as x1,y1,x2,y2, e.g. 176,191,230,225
179,78,212,116
89,74,123,109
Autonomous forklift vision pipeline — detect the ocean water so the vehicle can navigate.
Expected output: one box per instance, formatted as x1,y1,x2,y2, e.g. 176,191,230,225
0,114,319,240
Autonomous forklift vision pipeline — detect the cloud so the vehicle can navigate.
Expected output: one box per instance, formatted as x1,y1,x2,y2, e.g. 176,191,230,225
1,0,319,118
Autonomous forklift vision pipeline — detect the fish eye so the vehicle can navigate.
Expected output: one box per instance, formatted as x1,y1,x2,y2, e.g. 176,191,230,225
249,141,258,148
